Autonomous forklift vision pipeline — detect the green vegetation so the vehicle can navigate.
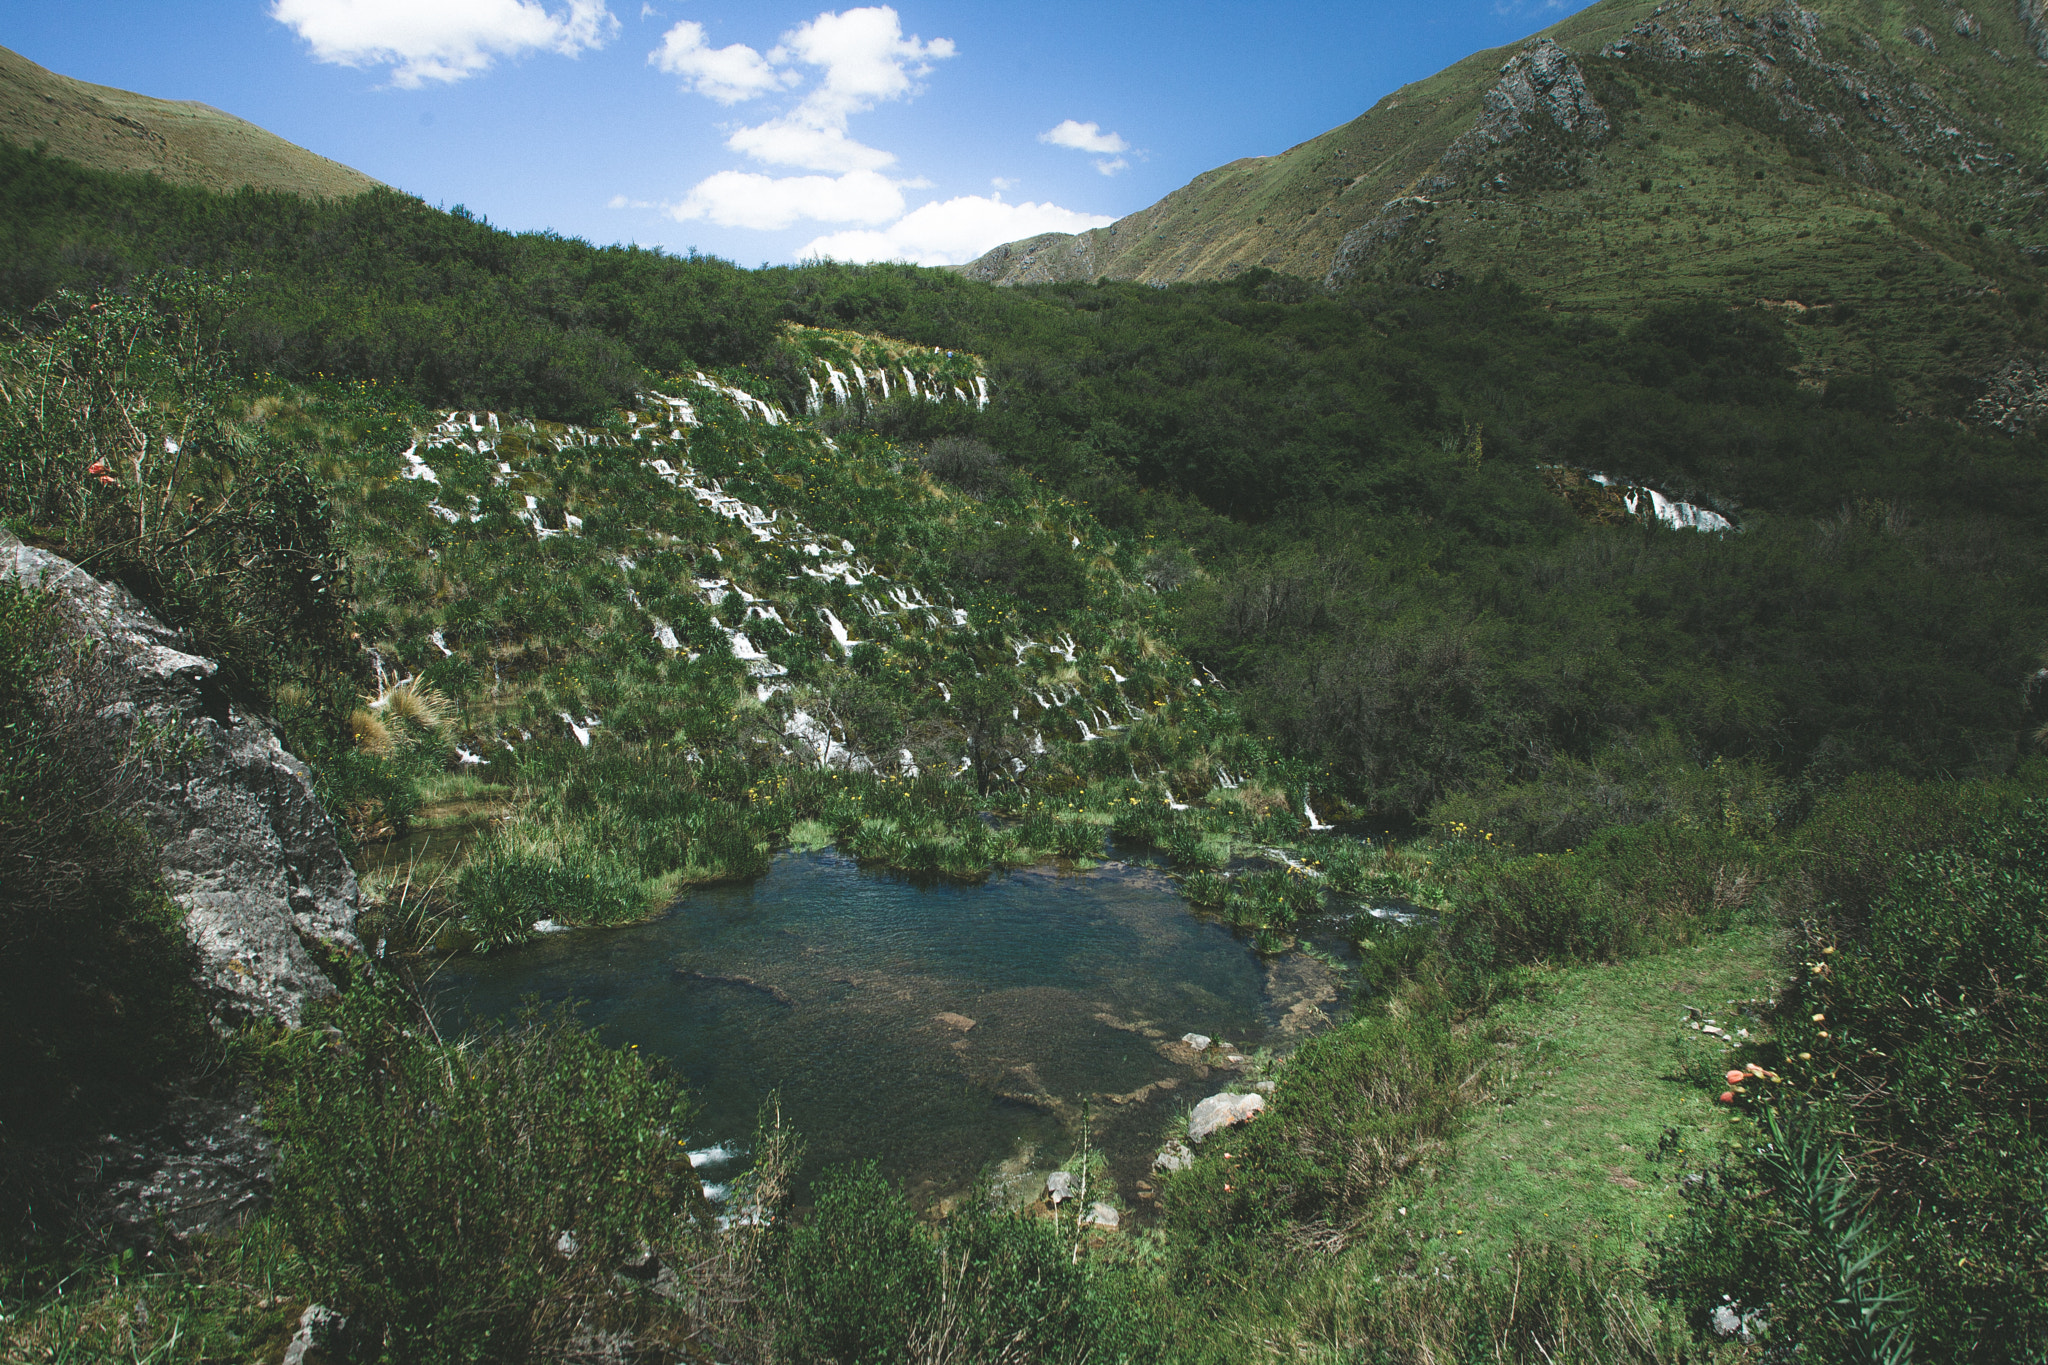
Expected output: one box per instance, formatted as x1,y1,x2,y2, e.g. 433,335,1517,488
3,57,2047,1355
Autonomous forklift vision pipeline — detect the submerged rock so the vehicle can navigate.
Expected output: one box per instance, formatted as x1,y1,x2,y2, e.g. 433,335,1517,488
1,533,359,1024
1188,1091,1267,1143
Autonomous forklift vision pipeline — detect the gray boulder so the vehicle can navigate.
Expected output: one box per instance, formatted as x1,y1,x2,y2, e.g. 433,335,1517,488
1188,1091,1267,1143
1,532,359,1024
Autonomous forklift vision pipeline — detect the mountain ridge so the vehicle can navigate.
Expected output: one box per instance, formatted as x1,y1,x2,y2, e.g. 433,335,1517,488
957,0,2048,415
0,44,382,200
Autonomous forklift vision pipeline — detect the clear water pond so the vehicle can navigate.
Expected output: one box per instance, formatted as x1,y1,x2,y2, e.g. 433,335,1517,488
434,849,1348,1209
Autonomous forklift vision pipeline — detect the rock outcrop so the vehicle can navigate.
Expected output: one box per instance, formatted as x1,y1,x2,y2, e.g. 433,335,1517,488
2024,0,2048,60
1442,37,1610,169
1972,351,2048,432
1,532,359,1024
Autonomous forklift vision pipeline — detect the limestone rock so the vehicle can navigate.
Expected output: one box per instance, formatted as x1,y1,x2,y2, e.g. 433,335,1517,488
1,533,360,1024
1045,1170,1076,1205
282,1304,351,1365
1188,1090,1267,1143
1972,351,2048,432
1179,1032,1212,1052
87,1088,274,1249
1154,1139,1194,1173
934,1011,977,1031
1083,1201,1120,1230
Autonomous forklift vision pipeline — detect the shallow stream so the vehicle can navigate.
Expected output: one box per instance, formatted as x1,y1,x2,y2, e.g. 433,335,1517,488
433,849,1349,1210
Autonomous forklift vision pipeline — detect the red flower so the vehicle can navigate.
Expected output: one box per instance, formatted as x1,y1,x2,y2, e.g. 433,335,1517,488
1719,1091,1737,1104
98,474,119,486
87,460,106,474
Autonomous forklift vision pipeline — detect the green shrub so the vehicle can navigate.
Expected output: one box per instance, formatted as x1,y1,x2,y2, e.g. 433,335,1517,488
1052,817,1101,860
1161,1003,1475,1275
1441,821,1766,973
267,984,704,1365
771,1162,1113,1364
1657,799,2048,1362
455,829,645,945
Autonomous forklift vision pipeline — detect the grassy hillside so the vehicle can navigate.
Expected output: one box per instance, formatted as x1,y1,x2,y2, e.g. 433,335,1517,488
0,45,381,200
960,0,2048,419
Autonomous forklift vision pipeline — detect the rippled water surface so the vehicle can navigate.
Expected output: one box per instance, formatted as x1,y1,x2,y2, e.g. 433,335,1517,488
434,850,1344,1205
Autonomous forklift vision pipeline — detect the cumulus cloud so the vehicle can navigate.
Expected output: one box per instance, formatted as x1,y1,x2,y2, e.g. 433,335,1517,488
799,193,1113,266
668,169,904,231
726,119,895,173
649,20,791,103
270,0,617,86
651,5,952,174
770,7,954,128
1039,119,1128,155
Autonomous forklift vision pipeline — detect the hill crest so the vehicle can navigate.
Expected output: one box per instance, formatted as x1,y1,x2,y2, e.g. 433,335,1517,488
0,44,381,200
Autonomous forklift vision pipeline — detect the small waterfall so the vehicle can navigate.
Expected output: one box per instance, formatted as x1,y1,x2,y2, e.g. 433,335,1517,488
1305,801,1334,832
820,607,858,656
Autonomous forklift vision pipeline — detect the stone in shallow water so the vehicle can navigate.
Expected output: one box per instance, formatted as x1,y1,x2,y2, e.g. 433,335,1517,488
1188,1091,1267,1143
1180,1032,1213,1051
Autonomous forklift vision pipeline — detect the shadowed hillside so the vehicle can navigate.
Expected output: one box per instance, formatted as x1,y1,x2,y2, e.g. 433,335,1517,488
0,44,381,200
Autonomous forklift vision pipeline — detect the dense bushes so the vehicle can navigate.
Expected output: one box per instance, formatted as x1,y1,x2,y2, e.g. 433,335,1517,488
267,984,707,1364
0,145,779,422
1439,820,1770,973
1657,793,2048,1361
772,1163,1119,1364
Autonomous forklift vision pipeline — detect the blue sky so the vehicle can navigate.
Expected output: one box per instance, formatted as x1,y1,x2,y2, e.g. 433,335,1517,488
9,2,1589,266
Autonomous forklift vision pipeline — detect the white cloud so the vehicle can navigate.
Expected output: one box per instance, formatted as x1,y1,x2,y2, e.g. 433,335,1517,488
668,169,905,230
649,20,790,104
726,118,895,172
607,193,654,209
652,6,955,174
990,176,1018,191
1040,119,1128,155
799,193,1114,266
770,7,954,127
1093,157,1128,176
271,0,617,86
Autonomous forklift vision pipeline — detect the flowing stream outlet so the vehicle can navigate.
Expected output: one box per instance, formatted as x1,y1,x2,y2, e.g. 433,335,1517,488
1582,473,1735,533
395,366,1198,776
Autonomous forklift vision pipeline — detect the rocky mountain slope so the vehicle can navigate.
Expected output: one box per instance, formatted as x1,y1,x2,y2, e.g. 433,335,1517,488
0,45,380,199
961,0,2048,415
1,532,360,1024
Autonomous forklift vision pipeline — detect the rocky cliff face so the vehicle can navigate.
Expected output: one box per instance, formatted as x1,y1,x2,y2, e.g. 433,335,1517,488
2,532,359,1024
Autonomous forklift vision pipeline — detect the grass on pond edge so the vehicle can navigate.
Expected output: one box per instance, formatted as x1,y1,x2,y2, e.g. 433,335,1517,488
2,926,1781,1364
